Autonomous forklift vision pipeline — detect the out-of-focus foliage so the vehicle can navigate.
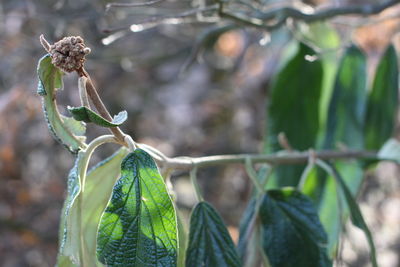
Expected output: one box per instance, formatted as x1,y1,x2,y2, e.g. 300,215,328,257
2,0,400,266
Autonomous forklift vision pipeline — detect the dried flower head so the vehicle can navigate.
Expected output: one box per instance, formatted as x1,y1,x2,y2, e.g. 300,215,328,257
48,36,91,73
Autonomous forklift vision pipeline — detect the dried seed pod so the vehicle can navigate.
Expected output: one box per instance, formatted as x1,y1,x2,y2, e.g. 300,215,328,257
48,36,91,73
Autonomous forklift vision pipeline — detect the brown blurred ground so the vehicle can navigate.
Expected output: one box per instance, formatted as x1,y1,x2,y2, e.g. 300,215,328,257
0,0,399,266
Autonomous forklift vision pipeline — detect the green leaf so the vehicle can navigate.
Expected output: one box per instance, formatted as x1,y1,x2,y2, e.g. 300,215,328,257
265,43,323,186
378,138,400,163
96,149,177,266
329,165,377,267
58,148,129,266
318,162,363,257
323,45,367,150
185,201,241,267
68,106,127,127
312,45,367,257
259,188,331,267
365,44,399,150
37,54,86,153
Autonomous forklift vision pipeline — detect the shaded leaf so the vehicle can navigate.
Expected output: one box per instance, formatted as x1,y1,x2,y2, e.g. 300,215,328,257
316,45,367,257
323,45,367,150
330,165,377,267
37,54,86,153
265,43,323,186
97,149,177,266
68,106,127,127
259,188,331,267
57,148,129,266
365,44,399,150
185,201,241,267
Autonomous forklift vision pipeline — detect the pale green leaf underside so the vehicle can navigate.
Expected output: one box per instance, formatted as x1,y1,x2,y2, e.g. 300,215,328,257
97,149,177,267
378,138,400,163
37,54,86,153
185,201,241,267
57,148,129,267
68,106,127,128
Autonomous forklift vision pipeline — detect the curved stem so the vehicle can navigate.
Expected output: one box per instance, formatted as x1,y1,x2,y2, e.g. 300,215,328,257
80,69,126,145
79,135,119,192
190,167,204,202
76,135,119,266
245,157,263,193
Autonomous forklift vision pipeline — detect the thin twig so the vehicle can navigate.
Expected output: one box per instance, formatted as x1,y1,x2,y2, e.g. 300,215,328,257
106,0,165,11
163,150,378,170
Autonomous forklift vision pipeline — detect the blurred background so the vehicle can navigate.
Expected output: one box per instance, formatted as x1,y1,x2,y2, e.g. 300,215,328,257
0,0,399,266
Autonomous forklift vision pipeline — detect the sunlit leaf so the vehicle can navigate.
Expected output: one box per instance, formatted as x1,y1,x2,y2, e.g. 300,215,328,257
68,106,127,127
96,149,177,266
185,201,241,267
37,54,86,153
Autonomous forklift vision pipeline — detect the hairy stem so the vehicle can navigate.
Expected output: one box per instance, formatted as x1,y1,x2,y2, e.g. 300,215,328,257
80,69,127,144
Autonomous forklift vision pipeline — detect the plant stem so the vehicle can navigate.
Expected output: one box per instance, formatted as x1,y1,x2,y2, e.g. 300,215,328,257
163,150,378,170
80,69,126,145
190,167,204,201
77,135,118,266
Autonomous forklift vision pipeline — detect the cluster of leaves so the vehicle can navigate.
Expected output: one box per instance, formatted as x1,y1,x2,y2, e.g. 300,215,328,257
37,25,399,266
263,25,399,266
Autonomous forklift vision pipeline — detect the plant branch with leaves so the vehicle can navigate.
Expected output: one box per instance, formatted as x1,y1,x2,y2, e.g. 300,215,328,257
38,8,400,263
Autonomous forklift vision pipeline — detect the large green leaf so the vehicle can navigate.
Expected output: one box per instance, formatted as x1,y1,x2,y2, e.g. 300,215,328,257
68,106,127,128
96,149,177,266
57,147,129,266
318,45,367,257
259,188,331,267
37,54,86,153
365,44,399,150
185,201,241,267
265,43,323,186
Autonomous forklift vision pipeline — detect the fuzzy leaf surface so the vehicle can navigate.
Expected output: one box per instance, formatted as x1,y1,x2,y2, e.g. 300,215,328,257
185,201,241,267
68,106,127,127
37,54,86,153
259,188,331,267
96,149,177,267
57,148,129,266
